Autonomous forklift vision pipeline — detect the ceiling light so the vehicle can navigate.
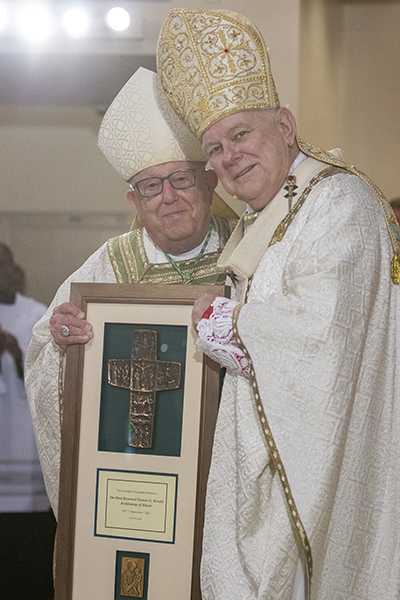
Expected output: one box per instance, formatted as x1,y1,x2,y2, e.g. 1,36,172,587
16,3,54,43
106,7,130,32
0,2,9,34
61,7,89,38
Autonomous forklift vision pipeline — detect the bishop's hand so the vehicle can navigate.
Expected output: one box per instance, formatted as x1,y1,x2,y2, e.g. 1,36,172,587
192,292,222,331
50,301,94,353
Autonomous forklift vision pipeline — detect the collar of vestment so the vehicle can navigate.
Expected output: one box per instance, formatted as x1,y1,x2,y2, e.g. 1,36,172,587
107,215,236,285
218,155,332,302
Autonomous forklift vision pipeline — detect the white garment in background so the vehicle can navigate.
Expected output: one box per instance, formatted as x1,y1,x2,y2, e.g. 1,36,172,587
0,293,49,512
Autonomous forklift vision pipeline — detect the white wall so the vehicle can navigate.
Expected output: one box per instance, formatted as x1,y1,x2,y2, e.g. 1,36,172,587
1,118,129,214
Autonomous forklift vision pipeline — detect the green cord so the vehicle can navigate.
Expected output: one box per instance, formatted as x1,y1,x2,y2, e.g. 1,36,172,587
163,224,213,284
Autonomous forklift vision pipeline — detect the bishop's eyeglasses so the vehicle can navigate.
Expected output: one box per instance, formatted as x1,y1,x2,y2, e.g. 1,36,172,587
130,169,204,199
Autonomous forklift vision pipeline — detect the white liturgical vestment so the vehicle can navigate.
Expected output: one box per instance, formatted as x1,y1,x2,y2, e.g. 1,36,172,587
199,156,400,600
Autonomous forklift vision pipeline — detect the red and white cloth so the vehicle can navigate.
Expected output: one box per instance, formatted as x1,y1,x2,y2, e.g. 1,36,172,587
196,297,251,377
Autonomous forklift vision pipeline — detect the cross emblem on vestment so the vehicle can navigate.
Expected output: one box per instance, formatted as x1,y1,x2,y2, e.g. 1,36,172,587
284,175,298,211
108,329,181,449
205,30,249,75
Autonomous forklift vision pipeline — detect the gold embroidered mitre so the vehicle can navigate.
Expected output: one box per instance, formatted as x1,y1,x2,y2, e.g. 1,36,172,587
156,9,280,139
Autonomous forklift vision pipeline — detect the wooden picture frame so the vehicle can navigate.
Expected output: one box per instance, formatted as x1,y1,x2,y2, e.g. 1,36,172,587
55,283,227,600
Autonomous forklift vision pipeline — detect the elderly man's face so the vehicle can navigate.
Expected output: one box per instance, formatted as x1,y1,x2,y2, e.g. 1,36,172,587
127,161,217,255
202,108,297,212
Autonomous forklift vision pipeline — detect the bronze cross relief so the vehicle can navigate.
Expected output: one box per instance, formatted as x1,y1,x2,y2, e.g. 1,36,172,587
107,329,181,449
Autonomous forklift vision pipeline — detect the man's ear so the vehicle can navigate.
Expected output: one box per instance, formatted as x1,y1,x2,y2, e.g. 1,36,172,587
276,107,297,148
204,169,218,203
126,189,139,210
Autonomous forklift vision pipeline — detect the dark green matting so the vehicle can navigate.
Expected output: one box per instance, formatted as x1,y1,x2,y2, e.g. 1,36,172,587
98,323,187,457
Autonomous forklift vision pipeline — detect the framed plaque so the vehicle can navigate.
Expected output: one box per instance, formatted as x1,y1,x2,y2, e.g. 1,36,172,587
54,283,227,600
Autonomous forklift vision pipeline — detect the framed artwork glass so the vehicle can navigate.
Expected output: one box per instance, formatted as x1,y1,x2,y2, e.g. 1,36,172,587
54,283,227,600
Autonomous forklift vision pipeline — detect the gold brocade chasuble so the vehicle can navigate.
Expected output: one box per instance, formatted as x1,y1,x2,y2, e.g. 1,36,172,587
107,216,235,286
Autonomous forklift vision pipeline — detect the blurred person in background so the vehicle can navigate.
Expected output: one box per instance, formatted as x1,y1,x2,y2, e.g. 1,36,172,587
390,197,400,224
0,243,56,600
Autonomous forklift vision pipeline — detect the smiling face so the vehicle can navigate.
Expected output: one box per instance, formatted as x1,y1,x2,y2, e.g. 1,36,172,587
126,161,217,255
202,108,299,212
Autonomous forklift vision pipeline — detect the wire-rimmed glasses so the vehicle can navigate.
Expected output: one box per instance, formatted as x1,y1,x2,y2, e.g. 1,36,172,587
129,169,204,199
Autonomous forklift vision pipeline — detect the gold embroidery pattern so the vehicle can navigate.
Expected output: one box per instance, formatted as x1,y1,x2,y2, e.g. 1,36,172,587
298,138,400,283
107,238,123,283
157,9,280,138
391,252,400,284
107,217,234,285
141,256,225,285
120,232,141,283
232,303,313,594
243,211,260,235
269,166,346,248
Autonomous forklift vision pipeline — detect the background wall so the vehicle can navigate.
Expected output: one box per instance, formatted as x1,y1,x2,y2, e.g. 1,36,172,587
298,0,400,199
0,0,399,305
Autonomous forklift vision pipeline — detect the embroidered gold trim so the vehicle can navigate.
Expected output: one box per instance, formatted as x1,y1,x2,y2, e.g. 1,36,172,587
107,216,234,285
298,138,400,283
140,255,225,285
107,238,123,283
232,303,313,595
391,253,400,284
269,166,346,248
243,211,260,235
121,231,141,282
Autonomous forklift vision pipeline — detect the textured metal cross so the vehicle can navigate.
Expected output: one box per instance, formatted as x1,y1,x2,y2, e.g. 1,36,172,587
108,329,181,448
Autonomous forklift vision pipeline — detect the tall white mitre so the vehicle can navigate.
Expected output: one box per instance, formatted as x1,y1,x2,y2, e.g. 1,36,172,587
97,66,206,181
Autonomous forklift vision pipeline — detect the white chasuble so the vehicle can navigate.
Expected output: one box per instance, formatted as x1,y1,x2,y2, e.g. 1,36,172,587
201,158,400,600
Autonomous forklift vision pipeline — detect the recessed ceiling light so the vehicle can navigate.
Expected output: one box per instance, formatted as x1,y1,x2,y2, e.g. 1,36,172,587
61,7,90,38
0,2,9,34
16,2,54,43
106,7,130,32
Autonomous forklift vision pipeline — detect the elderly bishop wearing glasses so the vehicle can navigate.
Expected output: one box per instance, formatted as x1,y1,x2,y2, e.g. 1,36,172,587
157,9,400,600
25,67,237,518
